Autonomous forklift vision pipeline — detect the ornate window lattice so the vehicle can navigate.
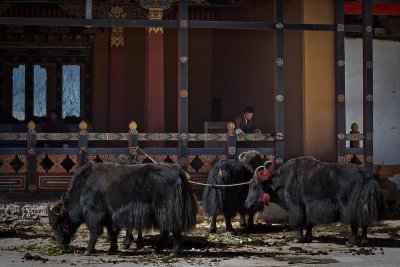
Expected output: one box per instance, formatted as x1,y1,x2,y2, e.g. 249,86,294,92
12,65,25,121
34,65,47,117
62,65,81,118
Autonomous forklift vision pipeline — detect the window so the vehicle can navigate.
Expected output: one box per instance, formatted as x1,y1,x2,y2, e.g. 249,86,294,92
12,65,25,121
62,65,81,118
33,65,47,117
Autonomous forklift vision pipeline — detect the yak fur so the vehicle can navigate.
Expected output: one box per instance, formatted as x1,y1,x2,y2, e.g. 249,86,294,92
202,150,265,233
245,156,384,246
48,162,197,255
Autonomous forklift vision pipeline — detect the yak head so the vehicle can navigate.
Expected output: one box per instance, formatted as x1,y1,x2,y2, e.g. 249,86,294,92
238,150,264,171
47,200,74,245
245,161,274,211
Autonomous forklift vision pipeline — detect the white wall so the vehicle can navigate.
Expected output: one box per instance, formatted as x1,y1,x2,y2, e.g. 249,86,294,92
345,38,400,165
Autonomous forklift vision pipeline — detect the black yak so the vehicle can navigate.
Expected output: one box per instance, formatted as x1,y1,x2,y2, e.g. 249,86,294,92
48,161,197,255
245,156,384,246
202,150,265,233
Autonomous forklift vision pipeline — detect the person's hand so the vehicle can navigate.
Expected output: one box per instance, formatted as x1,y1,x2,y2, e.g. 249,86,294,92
238,133,244,139
254,130,261,138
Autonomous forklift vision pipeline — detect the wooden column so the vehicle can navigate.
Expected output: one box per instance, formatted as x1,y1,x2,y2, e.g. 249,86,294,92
362,0,373,173
145,8,165,135
178,1,189,167
108,26,125,132
108,6,126,133
335,0,346,164
275,0,284,167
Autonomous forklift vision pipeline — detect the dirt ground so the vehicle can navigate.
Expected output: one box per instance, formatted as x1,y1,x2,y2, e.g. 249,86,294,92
1,204,400,267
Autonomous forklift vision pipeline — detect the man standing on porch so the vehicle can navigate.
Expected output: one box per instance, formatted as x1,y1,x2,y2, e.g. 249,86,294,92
234,106,261,137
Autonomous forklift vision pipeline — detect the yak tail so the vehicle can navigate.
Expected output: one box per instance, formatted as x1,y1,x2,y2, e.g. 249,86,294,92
201,167,225,217
357,178,385,227
179,170,198,231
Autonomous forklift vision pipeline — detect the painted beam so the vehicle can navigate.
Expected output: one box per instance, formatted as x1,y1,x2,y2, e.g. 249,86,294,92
178,0,189,168
335,0,346,164
362,0,374,173
274,0,284,167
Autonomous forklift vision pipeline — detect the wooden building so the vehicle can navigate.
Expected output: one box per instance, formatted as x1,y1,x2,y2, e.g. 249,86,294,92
0,0,399,195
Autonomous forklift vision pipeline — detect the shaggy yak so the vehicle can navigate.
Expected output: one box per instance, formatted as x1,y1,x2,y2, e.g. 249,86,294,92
245,156,384,246
48,161,197,255
202,150,265,233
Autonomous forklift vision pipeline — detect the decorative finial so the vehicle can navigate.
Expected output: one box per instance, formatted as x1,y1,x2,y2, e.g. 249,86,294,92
27,121,36,131
79,121,88,130
227,122,235,133
129,121,138,132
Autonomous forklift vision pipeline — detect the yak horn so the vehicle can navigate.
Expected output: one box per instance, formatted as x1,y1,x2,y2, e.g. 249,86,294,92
254,165,265,175
238,151,248,161
47,204,60,217
60,193,66,203
264,160,272,168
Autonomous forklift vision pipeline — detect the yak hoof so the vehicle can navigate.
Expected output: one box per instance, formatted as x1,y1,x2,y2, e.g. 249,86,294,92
171,250,182,257
360,238,369,247
293,237,304,243
154,247,164,254
304,236,313,243
346,238,360,247
84,250,94,256
122,243,130,250
108,249,118,255
226,226,234,232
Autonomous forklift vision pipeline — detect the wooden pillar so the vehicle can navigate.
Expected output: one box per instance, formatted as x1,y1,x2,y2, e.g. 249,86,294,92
108,6,126,133
178,1,189,167
108,26,125,132
302,0,335,162
145,8,165,135
275,0,284,167
362,0,373,173
335,0,346,164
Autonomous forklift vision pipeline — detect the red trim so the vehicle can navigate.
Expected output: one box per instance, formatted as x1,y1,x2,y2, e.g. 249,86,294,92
345,3,400,15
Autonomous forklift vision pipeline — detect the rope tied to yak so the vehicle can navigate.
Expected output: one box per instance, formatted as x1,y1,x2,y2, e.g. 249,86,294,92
137,147,260,188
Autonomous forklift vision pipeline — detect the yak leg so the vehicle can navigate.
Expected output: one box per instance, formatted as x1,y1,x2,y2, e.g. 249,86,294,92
360,226,369,246
247,210,255,231
346,222,360,247
85,225,103,255
172,231,183,256
155,231,169,253
122,227,133,249
210,216,217,233
239,210,247,230
304,224,314,242
294,225,304,243
224,213,234,232
106,225,119,254
136,228,144,249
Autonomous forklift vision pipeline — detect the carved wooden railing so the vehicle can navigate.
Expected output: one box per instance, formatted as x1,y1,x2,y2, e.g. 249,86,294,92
0,120,277,193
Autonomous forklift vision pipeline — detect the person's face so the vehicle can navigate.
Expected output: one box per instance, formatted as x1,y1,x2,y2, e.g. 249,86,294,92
50,112,57,122
244,112,253,121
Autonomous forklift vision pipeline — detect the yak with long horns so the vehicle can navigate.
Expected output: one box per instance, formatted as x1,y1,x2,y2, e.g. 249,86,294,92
48,161,197,255
202,150,266,233
245,156,384,246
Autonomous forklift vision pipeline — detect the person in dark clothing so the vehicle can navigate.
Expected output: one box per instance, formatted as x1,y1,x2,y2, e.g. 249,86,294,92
235,106,261,148
235,106,261,136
